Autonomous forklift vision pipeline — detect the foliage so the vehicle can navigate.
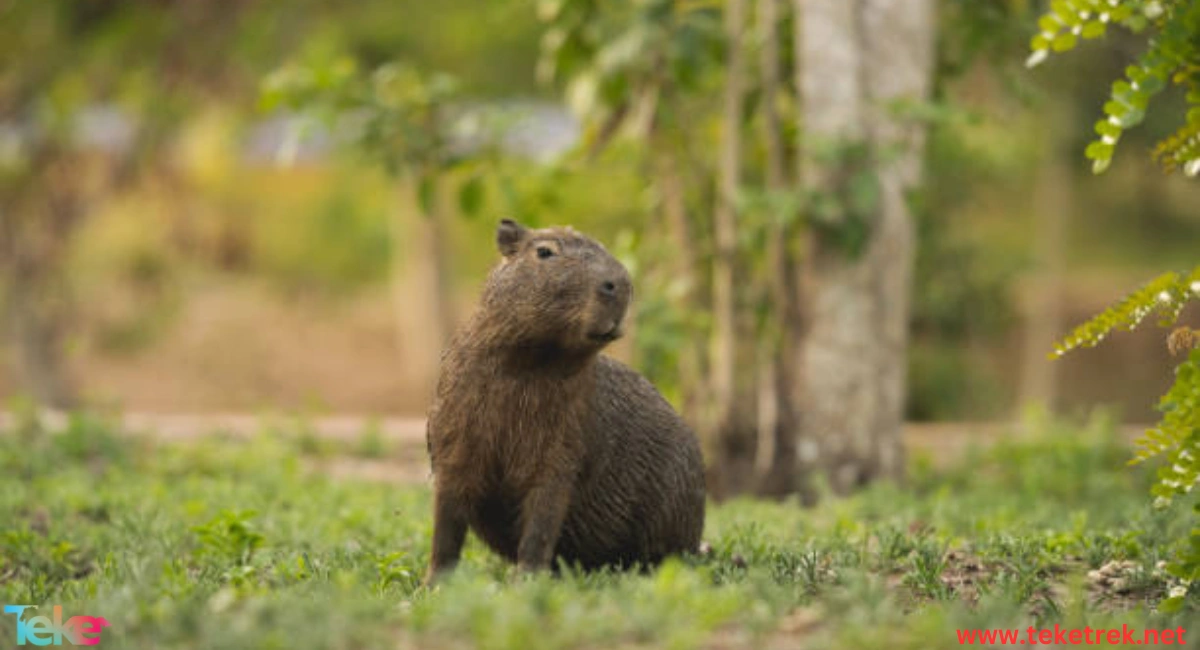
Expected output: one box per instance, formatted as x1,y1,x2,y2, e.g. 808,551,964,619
610,226,703,406
1032,1,1200,602
1051,266,1200,609
1137,345,1200,611
192,510,267,567
261,51,500,219
535,0,1038,425
535,0,726,407
938,0,1040,79
536,0,724,143
1027,0,1200,175
1050,266,1200,357
804,141,882,259
1,415,1195,648
906,111,1030,420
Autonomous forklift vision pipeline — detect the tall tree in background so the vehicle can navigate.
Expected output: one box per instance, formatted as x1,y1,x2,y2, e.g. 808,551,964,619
536,0,939,497
709,0,750,493
0,1,255,408
1,3,119,408
0,144,85,408
754,0,806,499
792,0,936,492
1018,112,1072,413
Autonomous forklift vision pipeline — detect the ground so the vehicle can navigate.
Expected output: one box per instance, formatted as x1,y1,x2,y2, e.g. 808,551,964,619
0,410,1196,649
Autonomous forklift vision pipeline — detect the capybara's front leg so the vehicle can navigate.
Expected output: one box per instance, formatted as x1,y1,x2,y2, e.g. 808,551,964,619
516,480,572,572
424,486,468,584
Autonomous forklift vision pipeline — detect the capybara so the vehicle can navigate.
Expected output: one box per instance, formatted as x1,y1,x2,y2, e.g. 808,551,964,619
424,219,705,578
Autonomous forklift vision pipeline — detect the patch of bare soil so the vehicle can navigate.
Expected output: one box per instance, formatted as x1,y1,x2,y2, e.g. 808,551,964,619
65,282,436,413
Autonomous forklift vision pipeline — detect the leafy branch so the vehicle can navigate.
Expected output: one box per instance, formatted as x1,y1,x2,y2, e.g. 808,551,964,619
1049,267,1200,357
1028,0,1200,175
260,54,499,219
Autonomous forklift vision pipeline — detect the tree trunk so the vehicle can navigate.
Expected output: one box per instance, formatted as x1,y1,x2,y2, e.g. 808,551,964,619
1018,132,1070,414
0,149,83,409
389,197,411,360
654,148,708,426
6,274,77,409
391,176,456,391
424,180,456,356
753,0,810,501
708,0,751,496
792,0,935,493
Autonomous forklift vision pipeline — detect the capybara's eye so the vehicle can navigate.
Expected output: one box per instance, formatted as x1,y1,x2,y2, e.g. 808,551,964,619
536,246,555,259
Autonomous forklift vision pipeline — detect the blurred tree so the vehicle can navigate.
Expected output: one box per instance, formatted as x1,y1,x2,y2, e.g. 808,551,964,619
0,142,86,407
709,0,749,494
0,1,210,407
262,55,503,366
535,0,730,472
752,0,805,499
1019,110,1072,412
790,0,936,492
0,0,342,407
539,0,939,497
921,0,1058,418
3,0,533,406
0,2,119,407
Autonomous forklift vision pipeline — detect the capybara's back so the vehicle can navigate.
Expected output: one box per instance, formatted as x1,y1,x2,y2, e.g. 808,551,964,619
424,219,705,578
552,356,705,569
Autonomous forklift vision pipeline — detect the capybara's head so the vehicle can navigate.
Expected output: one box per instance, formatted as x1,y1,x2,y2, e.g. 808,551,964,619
479,219,632,353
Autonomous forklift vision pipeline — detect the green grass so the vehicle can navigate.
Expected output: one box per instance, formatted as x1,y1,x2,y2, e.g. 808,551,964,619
0,412,1196,649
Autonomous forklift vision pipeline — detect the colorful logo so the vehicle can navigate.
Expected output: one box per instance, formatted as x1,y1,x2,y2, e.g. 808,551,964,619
3,605,109,646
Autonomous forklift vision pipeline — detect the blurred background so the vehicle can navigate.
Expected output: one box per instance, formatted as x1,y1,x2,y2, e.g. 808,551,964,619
1,0,1197,455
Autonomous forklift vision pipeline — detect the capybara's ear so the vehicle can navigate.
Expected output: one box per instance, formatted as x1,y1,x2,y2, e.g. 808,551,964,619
497,219,527,257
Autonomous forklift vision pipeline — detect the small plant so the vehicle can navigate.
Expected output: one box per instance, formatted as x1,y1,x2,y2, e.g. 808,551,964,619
192,509,267,567
375,550,419,595
874,525,918,571
904,538,953,601
770,547,837,595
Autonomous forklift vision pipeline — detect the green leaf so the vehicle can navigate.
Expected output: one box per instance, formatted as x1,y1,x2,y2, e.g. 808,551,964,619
1094,119,1121,138
1082,21,1107,39
1140,73,1166,95
1038,14,1061,33
1051,32,1077,52
1085,140,1114,161
1116,107,1145,129
458,175,485,218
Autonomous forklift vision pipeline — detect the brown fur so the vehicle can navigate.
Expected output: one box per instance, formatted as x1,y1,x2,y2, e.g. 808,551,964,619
424,220,706,577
